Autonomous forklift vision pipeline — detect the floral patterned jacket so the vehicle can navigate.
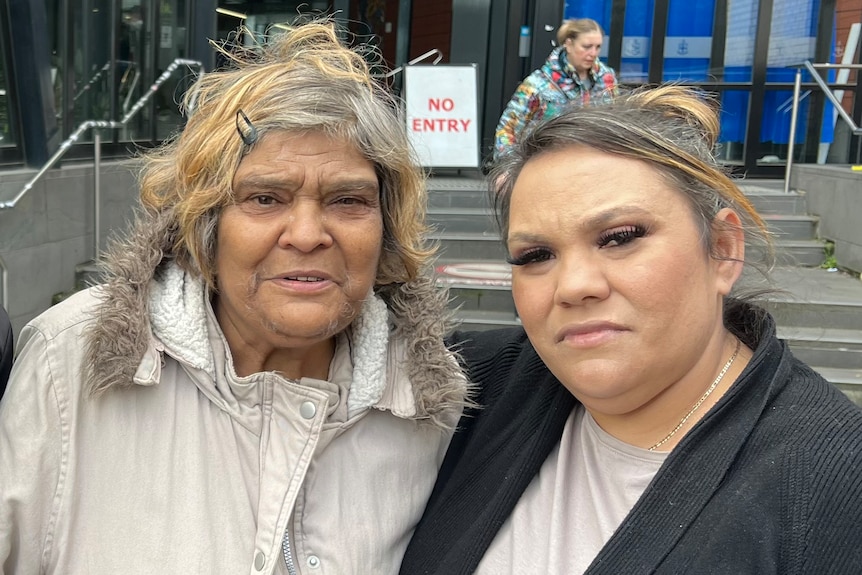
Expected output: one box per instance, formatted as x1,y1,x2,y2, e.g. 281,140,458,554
494,46,617,158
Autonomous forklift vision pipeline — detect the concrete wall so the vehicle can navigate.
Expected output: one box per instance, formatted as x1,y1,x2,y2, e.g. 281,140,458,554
0,161,140,336
791,164,862,275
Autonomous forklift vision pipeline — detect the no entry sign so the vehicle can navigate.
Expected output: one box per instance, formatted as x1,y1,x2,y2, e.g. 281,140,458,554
404,64,480,169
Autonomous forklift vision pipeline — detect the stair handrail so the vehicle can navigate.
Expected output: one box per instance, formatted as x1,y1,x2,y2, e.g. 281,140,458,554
784,61,862,193
0,57,205,211
380,49,443,79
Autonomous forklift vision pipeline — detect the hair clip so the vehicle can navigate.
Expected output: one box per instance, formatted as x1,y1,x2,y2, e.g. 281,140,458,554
235,109,259,146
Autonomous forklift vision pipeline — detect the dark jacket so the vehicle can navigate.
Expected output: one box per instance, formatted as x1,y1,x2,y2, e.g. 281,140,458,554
401,304,862,574
0,305,11,399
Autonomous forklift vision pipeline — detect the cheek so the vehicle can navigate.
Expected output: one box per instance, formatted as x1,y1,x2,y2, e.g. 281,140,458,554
622,258,706,315
512,277,551,318
346,222,384,275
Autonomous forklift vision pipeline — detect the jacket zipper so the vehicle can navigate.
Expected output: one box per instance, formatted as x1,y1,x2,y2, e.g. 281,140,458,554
282,527,297,575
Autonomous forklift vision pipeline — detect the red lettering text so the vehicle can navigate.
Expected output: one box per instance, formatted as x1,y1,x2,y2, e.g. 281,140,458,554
428,98,456,111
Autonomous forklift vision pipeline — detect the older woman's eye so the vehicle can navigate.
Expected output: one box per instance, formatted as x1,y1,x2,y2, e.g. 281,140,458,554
252,194,277,206
598,225,646,248
506,247,553,266
334,196,365,206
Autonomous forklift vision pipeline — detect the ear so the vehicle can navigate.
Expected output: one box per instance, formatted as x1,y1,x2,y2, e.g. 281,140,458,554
711,208,745,296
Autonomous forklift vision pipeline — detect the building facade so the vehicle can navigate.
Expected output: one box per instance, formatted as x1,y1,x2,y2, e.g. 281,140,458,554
0,0,859,328
0,0,858,171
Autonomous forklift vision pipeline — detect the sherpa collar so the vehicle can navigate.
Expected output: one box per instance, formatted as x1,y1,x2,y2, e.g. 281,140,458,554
84,208,469,429
148,262,393,417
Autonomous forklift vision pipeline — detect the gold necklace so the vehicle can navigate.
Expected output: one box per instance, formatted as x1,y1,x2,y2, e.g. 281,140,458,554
648,338,742,452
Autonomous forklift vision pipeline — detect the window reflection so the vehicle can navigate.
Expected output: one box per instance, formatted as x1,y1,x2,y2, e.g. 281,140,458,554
155,0,189,140
619,3,652,83
663,0,714,81
724,0,758,83
0,24,14,147
45,0,191,145
717,90,750,165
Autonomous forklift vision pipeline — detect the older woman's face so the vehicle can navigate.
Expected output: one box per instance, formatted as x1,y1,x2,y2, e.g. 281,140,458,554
215,130,382,359
564,31,603,77
507,145,739,417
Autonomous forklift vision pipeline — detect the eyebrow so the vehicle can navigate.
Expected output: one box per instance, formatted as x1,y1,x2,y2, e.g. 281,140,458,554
233,175,379,194
507,205,652,244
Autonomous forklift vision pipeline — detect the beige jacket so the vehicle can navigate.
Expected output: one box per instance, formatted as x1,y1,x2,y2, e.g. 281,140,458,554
0,214,467,575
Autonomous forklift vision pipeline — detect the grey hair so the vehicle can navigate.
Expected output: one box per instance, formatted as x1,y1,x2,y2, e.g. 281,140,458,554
138,18,432,291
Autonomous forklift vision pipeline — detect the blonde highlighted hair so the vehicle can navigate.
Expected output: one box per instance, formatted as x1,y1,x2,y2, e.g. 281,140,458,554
138,19,432,291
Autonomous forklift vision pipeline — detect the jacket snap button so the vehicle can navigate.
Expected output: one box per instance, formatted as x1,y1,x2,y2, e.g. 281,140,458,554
300,401,316,419
307,555,321,568
253,551,266,570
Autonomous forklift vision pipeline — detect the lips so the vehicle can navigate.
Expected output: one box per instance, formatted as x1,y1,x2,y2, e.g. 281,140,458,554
273,269,332,282
555,321,626,344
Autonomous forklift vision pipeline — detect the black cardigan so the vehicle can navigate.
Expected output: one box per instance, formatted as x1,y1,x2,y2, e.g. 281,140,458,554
401,306,862,574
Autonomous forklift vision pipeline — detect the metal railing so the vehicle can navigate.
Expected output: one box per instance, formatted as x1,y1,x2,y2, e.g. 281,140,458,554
378,48,443,79
0,57,204,310
784,61,862,193
0,58,204,223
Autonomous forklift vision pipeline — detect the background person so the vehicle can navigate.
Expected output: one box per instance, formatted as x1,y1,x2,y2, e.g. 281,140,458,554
0,21,467,575
402,85,862,574
493,18,617,159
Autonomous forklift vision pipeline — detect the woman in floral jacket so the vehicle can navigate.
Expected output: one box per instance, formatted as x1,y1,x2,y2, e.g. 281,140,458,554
494,18,617,159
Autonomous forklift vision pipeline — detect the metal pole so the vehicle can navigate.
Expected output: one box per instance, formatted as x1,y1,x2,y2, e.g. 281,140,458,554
784,68,803,194
0,257,7,311
94,131,101,261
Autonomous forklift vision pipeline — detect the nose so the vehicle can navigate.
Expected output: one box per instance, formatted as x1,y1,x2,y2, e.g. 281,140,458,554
277,200,333,252
553,252,610,306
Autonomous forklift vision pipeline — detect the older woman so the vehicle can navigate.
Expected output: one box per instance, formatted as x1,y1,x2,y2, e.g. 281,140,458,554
402,86,862,574
0,21,467,575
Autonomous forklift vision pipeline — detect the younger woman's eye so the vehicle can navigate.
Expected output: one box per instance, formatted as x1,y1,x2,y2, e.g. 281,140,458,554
597,225,646,248
506,247,553,266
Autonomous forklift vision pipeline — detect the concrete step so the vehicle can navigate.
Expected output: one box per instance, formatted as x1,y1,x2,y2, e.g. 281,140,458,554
817,368,862,405
52,260,103,305
426,177,489,210
760,239,828,267
761,214,819,241
427,207,496,235
451,309,521,331
739,189,810,215
432,232,508,260
75,260,103,290
759,267,862,331
778,326,862,370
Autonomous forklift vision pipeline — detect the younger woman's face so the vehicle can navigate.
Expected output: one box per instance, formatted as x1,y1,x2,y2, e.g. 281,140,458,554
506,145,742,419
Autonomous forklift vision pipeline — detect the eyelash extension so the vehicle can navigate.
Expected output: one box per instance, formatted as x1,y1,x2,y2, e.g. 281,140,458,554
506,248,550,267
597,224,647,247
